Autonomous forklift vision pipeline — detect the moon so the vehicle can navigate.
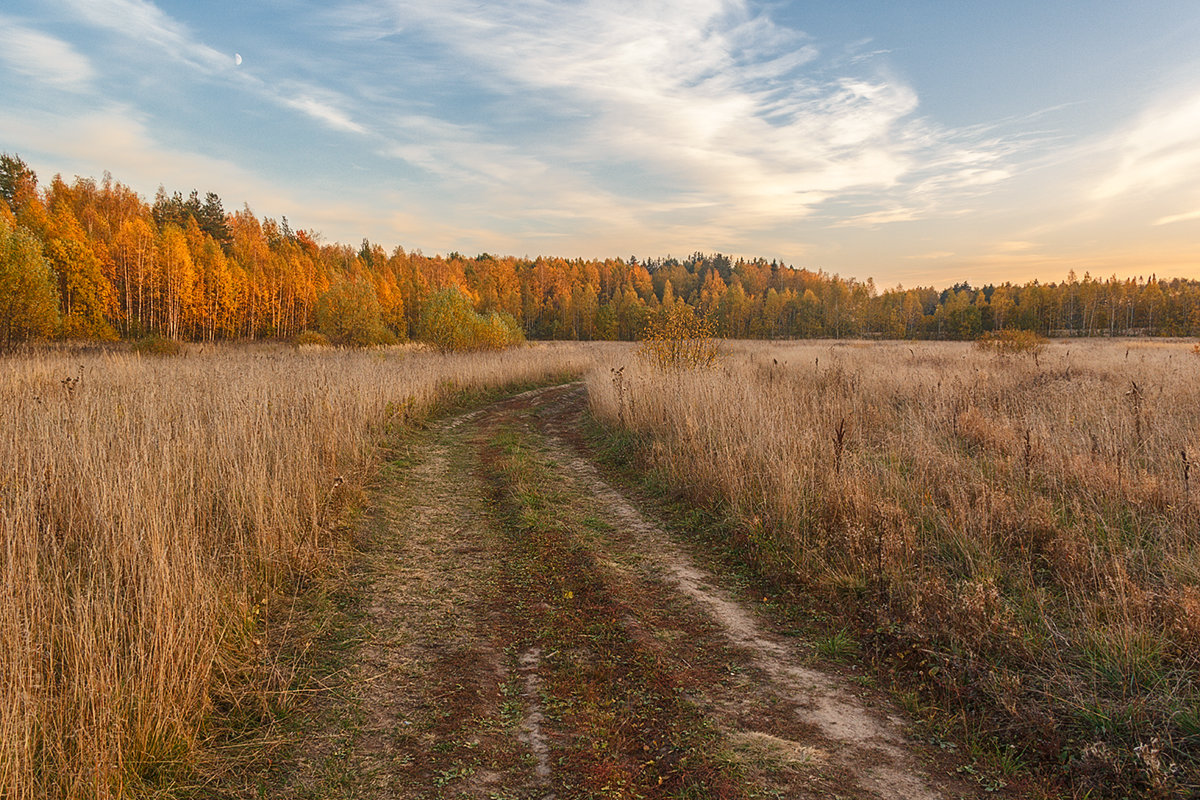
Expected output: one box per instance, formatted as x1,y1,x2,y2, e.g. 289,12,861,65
234,53,242,66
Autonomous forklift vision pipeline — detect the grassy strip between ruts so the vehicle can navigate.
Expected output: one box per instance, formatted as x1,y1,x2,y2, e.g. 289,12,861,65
479,423,748,799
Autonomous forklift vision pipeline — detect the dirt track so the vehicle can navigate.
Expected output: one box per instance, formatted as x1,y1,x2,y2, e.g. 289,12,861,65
262,383,981,799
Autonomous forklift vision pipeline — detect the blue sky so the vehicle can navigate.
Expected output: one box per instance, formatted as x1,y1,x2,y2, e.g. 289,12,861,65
2,0,1199,286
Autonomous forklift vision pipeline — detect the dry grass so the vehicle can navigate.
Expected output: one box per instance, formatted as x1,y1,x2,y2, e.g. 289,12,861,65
0,341,604,799
587,339,1200,797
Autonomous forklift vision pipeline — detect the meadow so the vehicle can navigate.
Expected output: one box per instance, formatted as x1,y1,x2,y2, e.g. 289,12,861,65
4,337,1198,798
0,341,601,798
588,339,1200,795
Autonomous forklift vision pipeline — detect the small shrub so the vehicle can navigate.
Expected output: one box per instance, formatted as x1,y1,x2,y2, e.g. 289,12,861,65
637,304,719,370
975,328,1046,355
293,330,331,348
419,286,524,352
132,335,183,356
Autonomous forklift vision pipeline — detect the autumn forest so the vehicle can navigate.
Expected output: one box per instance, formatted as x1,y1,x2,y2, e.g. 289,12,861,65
3,154,1200,349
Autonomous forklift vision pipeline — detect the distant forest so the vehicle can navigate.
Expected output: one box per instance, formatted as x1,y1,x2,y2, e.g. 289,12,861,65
3,154,1200,346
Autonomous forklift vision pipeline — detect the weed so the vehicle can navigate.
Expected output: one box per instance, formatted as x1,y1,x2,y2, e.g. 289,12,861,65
815,629,859,661
292,330,331,347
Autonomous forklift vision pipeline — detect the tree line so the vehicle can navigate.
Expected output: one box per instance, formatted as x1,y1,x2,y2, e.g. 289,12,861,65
2,154,1199,347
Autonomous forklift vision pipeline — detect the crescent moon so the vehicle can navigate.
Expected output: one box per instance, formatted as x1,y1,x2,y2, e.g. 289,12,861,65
234,53,243,66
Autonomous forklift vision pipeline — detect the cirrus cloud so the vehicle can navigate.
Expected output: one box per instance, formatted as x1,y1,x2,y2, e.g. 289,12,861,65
331,0,1019,231
0,17,95,90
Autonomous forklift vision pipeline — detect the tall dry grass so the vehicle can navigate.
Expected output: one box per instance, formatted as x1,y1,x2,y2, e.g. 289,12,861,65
588,339,1200,796
0,341,603,798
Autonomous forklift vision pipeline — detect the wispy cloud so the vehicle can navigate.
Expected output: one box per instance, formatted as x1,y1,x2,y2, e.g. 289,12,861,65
1155,208,1200,226
332,0,1019,231
384,115,550,185
57,0,369,136
1093,90,1200,201
33,0,1030,257
0,105,280,203
281,91,366,135
58,0,228,73
906,250,955,260
0,17,94,89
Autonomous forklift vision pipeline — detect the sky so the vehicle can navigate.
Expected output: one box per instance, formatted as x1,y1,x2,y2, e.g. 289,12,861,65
2,0,1200,288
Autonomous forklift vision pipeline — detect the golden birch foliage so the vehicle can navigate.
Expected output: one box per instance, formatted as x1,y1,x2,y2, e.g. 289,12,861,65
155,224,196,340
0,218,58,346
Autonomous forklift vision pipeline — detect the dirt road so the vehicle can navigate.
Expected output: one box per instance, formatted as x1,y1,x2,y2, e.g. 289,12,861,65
255,383,980,799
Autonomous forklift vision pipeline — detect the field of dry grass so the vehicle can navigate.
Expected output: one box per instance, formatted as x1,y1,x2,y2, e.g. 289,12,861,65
0,341,604,799
588,339,1200,797
7,337,1199,798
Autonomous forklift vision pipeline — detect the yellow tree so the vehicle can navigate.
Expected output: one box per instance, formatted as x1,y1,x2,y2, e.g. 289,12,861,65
156,224,195,340
372,267,406,338
113,217,157,335
316,279,394,346
230,209,272,335
717,281,750,338
186,219,235,341
698,268,727,317
0,218,58,346
990,284,1015,330
45,200,116,339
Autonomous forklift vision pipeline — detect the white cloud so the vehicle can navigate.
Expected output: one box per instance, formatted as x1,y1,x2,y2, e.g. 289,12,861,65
1154,208,1200,226
57,0,371,137
834,207,920,227
0,106,282,205
58,0,228,73
281,93,366,135
1094,90,1200,201
385,115,555,185
0,18,94,89
333,0,1017,232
